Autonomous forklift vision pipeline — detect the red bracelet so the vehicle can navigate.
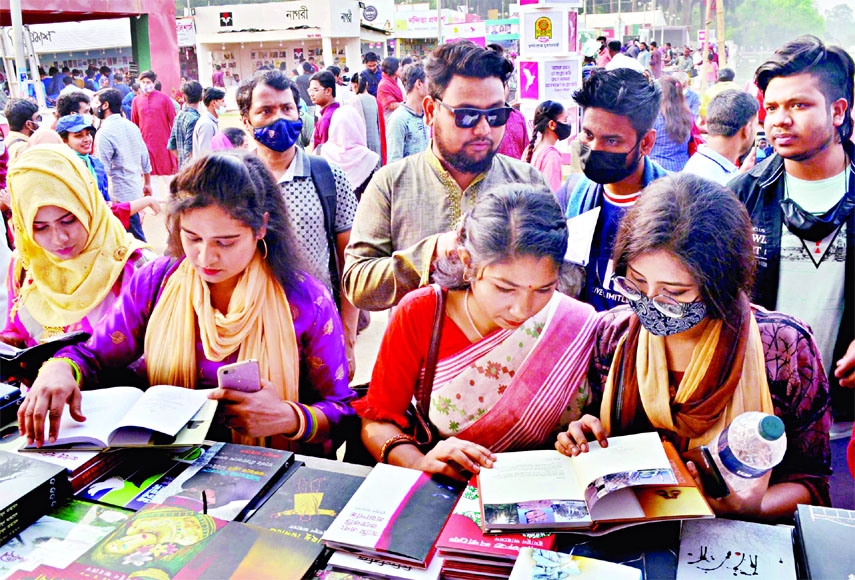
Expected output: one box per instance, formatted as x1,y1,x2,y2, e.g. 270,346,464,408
380,434,418,464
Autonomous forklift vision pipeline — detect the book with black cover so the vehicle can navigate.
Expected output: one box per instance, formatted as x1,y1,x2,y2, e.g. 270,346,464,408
148,442,294,521
0,450,71,546
794,504,855,580
322,463,465,568
246,465,366,572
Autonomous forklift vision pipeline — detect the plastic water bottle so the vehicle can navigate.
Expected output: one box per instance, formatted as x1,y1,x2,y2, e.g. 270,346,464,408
712,412,787,493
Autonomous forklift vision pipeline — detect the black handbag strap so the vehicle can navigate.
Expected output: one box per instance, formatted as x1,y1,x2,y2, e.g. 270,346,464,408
415,284,447,418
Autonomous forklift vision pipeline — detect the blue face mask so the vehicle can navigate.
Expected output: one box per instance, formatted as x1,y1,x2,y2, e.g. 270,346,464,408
251,117,303,152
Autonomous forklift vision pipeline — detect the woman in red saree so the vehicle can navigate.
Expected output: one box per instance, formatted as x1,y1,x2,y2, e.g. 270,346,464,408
356,186,598,480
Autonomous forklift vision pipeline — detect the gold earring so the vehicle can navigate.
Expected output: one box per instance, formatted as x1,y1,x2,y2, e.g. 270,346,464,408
259,239,268,260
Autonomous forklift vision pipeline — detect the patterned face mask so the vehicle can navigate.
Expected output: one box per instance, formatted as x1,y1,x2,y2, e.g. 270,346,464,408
626,294,708,337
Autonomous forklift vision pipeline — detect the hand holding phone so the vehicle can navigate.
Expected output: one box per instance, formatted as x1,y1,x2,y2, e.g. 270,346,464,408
683,445,730,499
217,360,261,393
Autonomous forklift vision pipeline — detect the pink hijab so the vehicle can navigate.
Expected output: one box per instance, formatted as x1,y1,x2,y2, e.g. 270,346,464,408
320,104,380,190
210,131,234,150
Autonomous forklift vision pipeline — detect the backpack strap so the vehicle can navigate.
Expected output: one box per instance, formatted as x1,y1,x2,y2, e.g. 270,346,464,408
307,154,341,309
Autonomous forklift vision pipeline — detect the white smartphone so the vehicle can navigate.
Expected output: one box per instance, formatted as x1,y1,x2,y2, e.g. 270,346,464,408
217,359,261,393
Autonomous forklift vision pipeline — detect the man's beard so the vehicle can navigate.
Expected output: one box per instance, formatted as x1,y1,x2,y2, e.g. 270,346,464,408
434,122,497,175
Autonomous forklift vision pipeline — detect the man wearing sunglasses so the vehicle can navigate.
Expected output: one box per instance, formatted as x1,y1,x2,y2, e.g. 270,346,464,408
557,68,665,313
343,41,550,311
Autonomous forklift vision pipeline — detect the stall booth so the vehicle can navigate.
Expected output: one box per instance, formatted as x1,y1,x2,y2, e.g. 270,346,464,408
193,1,385,92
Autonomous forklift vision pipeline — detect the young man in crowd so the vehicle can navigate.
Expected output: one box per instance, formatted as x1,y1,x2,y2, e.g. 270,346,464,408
557,68,664,312
92,88,152,242
3,98,40,163
236,70,359,377
308,70,339,153
343,41,550,311
361,52,382,97
683,89,758,185
192,86,226,158
294,62,314,116
729,35,855,420
167,80,203,169
131,70,177,200
386,64,429,164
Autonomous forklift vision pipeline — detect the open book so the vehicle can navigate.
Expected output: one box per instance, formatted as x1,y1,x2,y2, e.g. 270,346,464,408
23,385,217,450
477,432,713,534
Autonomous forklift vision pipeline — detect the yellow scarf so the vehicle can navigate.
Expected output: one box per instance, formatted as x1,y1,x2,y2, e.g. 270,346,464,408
144,254,300,449
7,144,149,329
602,313,773,449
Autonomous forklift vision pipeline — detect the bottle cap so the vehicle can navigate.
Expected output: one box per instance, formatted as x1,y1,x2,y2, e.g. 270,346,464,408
759,415,785,441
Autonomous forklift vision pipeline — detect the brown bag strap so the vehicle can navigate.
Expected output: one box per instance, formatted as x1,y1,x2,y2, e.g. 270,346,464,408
415,283,447,418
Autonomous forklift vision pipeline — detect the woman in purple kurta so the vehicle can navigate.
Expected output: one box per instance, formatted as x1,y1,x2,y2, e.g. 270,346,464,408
19,152,356,457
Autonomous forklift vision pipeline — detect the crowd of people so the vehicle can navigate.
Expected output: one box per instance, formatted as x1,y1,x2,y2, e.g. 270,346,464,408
0,32,852,525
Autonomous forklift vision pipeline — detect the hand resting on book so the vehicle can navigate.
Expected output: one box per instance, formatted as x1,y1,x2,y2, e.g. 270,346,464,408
18,359,85,447
555,414,609,456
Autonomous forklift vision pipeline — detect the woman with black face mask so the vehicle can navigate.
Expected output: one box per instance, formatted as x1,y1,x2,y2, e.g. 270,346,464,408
556,173,832,523
524,100,573,192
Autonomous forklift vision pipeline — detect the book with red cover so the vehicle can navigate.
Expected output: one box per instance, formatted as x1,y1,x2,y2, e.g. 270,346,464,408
436,479,556,564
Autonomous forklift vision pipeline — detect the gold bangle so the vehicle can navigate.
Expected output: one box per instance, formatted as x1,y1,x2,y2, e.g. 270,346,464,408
380,434,417,464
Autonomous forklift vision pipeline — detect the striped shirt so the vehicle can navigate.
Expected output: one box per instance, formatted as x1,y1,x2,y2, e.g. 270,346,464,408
94,114,151,202
167,105,200,168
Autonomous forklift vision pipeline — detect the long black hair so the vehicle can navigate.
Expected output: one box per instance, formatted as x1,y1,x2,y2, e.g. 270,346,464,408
167,151,311,295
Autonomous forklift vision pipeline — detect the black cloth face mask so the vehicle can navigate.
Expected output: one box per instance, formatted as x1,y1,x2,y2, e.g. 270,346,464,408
554,122,573,141
578,139,642,184
780,175,854,242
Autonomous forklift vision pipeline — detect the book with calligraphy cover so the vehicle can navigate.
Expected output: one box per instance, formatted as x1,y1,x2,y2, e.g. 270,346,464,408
322,464,465,568
794,504,855,580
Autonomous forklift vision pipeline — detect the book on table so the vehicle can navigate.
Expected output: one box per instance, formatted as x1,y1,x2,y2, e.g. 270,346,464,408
509,548,642,580
794,504,855,580
0,499,132,579
0,332,89,383
477,432,713,534
22,385,217,451
0,450,71,547
147,442,294,521
322,463,466,568
325,550,444,580
436,478,555,578
677,517,797,580
246,464,366,576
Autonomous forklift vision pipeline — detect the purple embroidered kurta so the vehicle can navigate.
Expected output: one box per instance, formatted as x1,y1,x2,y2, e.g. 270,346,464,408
3,250,146,347
587,305,832,508
55,257,356,455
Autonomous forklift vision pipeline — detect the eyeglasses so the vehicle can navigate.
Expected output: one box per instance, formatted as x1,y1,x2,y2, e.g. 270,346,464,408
612,276,698,319
435,100,513,129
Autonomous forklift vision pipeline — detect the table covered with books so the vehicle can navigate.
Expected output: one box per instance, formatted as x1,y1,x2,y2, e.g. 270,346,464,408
0,429,849,580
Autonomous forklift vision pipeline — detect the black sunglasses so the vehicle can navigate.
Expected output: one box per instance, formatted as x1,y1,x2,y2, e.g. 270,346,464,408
435,100,513,129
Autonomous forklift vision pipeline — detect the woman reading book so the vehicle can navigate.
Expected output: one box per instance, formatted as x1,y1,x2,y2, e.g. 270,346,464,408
356,186,598,480
556,174,832,522
1,145,152,348
19,151,356,456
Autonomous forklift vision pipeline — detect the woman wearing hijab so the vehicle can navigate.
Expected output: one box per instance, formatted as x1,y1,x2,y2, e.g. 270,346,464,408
20,152,355,454
0,145,151,348
557,174,831,522
320,105,380,200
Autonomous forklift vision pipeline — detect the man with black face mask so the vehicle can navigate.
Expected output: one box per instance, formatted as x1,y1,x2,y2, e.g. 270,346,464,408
343,41,550,311
729,36,855,421
236,70,360,379
556,68,664,312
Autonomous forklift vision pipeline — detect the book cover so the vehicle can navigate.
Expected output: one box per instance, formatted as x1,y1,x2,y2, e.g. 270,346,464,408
173,521,321,580
478,433,713,533
74,449,191,511
0,500,132,579
326,551,443,579
22,386,214,451
794,504,855,580
436,480,555,563
322,464,465,567
148,443,294,521
65,504,228,580
509,548,642,579
0,451,71,547
677,518,796,580
5,564,71,580
248,466,366,541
